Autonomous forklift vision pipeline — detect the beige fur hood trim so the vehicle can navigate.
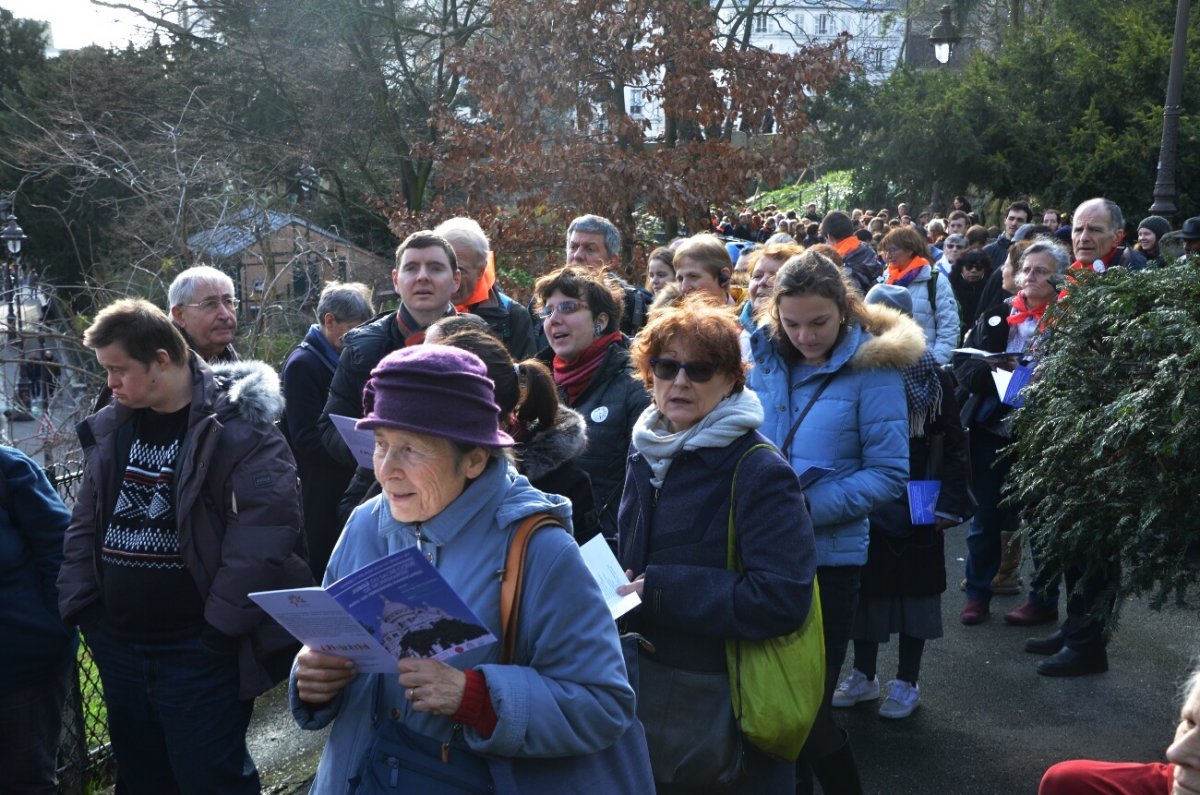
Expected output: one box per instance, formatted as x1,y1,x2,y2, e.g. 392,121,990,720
850,303,927,371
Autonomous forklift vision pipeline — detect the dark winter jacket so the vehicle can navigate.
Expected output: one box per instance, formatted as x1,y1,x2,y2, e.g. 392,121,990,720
1,446,74,695
842,241,881,295
318,305,455,520
58,357,312,700
282,327,356,579
618,432,816,673
467,287,537,360
953,298,1017,434
517,407,601,544
539,339,651,538
861,369,971,597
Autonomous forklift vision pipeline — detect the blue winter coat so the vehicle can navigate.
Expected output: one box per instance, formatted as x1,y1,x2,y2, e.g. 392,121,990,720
290,460,634,794
0,446,74,695
748,304,921,568
902,264,960,364
618,430,816,673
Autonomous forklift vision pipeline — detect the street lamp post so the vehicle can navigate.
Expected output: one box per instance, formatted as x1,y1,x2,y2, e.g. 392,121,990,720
929,5,962,65
1149,0,1191,222
1,214,32,421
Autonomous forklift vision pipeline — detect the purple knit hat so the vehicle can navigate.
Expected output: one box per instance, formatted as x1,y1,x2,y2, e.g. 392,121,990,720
356,346,514,448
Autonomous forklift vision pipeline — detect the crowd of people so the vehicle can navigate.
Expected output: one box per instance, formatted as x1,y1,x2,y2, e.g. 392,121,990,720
4,196,1199,795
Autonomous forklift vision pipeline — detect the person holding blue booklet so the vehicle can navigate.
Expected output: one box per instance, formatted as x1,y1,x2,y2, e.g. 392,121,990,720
832,284,972,720
290,345,636,793
748,251,917,795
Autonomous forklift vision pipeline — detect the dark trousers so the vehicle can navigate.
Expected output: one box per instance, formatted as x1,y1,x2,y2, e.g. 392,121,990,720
1061,559,1118,654
800,565,861,759
86,625,259,795
0,663,72,794
965,429,1018,603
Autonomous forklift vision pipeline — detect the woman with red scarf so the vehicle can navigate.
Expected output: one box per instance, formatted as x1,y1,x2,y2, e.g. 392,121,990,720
953,239,1071,639
535,267,650,539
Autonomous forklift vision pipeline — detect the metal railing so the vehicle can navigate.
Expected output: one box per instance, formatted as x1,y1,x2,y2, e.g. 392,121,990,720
47,460,116,793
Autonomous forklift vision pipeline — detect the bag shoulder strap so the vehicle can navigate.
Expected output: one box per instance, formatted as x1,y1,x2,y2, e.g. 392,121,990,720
726,443,778,572
499,512,562,664
780,373,836,458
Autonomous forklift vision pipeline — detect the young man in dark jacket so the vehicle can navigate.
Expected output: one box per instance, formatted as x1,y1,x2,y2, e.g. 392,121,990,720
58,299,311,794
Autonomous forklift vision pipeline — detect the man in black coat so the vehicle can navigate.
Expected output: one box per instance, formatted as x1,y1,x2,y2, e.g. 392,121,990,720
281,281,374,579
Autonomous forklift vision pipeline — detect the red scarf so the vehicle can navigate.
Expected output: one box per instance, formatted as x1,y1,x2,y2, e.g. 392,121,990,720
886,256,930,287
1069,247,1120,274
1007,292,1050,332
553,332,622,405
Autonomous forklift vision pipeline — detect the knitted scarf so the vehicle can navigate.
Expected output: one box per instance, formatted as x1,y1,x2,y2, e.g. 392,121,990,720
301,323,341,374
553,332,623,405
887,256,930,287
632,388,765,488
902,349,942,438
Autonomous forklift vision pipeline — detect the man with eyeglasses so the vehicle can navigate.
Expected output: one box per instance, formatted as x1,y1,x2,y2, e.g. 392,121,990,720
936,233,968,277
168,265,241,363
318,231,462,523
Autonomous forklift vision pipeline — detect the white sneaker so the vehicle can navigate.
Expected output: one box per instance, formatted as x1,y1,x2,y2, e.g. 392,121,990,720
878,679,921,719
831,669,879,708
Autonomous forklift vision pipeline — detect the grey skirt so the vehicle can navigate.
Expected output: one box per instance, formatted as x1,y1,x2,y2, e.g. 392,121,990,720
851,594,943,642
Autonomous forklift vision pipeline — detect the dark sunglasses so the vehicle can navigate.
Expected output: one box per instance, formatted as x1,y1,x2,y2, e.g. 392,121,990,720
962,262,986,270
944,244,964,250
649,357,717,383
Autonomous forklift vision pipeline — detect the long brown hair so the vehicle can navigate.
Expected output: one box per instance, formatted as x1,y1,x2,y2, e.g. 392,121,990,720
764,249,869,366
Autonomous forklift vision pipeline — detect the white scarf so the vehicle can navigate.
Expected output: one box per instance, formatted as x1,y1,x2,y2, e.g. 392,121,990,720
632,388,765,488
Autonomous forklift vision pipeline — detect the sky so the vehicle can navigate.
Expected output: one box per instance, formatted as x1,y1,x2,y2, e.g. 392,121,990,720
3,0,146,51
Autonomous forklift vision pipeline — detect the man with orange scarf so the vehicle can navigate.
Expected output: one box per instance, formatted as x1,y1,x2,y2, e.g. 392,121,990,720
822,210,879,295
435,217,536,359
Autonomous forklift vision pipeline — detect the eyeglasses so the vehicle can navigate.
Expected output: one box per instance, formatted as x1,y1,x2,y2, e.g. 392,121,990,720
885,246,903,255
961,262,986,271
649,357,717,383
537,300,584,320
181,296,239,313
944,244,964,250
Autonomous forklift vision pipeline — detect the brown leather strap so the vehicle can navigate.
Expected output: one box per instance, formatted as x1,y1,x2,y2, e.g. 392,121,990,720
499,513,561,664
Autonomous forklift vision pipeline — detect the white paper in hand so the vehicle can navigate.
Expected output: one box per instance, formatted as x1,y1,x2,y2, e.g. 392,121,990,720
578,535,641,619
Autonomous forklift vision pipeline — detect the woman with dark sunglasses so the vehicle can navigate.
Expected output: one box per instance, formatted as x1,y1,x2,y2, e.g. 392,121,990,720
949,248,993,341
748,250,920,794
534,267,650,539
617,298,816,793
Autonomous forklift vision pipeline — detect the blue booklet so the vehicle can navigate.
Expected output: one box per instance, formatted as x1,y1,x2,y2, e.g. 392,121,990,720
798,465,834,489
250,547,496,672
907,480,942,526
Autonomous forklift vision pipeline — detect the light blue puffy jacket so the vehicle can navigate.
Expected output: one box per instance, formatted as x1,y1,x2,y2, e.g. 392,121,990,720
902,264,961,364
290,461,634,793
748,304,922,567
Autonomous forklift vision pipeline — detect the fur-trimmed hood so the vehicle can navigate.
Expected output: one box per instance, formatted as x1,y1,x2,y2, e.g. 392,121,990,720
518,406,588,482
210,360,285,426
850,302,927,372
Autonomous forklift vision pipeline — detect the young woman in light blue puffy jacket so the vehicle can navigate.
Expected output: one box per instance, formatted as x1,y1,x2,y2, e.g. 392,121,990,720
748,250,922,795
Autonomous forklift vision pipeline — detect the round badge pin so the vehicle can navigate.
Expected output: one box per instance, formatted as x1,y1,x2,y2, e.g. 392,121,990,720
1092,262,1106,273
988,315,1002,327
591,406,609,423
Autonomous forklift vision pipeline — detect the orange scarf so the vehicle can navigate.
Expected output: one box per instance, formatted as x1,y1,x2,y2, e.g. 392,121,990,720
833,236,859,258
886,256,929,287
455,251,497,311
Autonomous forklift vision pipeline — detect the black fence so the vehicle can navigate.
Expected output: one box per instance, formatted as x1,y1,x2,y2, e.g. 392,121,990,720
48,460,116,793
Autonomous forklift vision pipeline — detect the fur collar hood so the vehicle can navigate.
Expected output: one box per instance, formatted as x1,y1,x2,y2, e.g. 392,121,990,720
209,360,285,426
519,406,588,481
850,303,927,372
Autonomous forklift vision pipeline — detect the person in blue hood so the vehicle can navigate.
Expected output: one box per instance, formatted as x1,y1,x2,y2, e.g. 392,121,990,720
748,249,920,795
291,345,635,794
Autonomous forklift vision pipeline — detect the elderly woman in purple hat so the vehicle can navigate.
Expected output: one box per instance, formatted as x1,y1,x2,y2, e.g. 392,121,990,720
290,346,635,793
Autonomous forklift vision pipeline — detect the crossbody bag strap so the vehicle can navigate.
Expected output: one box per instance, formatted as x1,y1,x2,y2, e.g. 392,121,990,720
726,444,779,572
779,373,836,459
499,513,561,665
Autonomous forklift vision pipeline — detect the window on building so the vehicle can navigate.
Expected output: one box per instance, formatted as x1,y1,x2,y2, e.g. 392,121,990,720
871,48,885,72
755,13,769,33
819,14,832,35
629,89,644,117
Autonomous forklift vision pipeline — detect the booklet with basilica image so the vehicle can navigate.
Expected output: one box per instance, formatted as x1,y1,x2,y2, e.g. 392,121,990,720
250,547,496,673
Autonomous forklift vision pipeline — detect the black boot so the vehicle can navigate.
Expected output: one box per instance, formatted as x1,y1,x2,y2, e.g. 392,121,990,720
811,730,862,795
795,756,814,795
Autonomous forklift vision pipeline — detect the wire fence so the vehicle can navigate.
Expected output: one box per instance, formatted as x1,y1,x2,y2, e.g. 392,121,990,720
48,460,116,794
